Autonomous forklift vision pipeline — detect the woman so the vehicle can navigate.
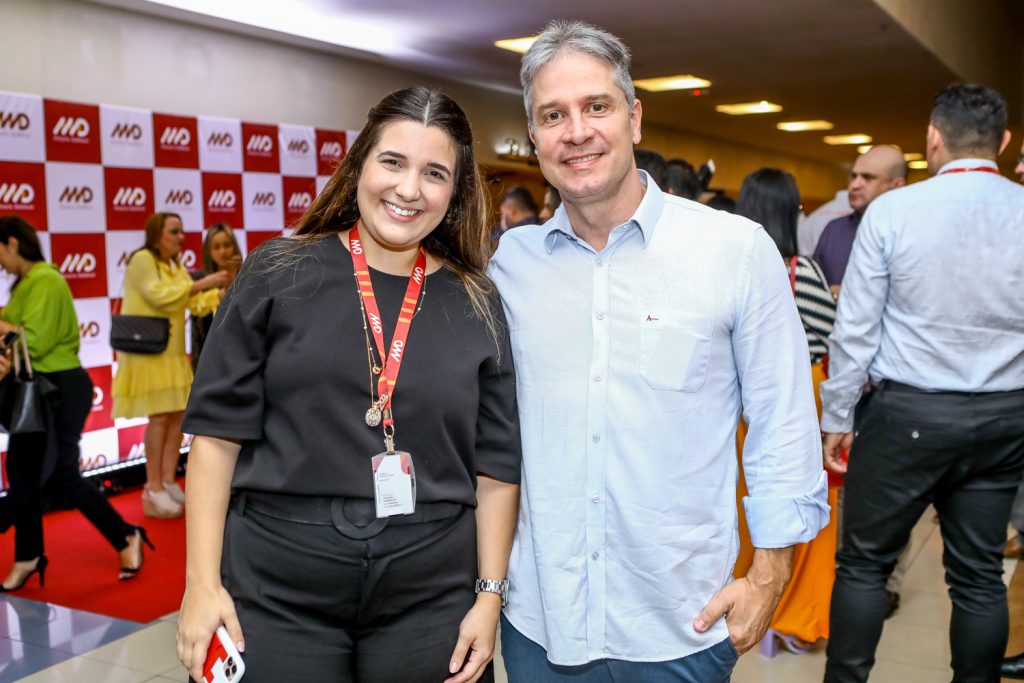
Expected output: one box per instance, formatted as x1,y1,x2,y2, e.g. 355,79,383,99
191,223,241,372
0,215,151,587
111,213,229,518
733,168,838,655
176,87,521,683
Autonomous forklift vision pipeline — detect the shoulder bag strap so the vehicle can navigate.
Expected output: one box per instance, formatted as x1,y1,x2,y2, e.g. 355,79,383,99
789,255,799,295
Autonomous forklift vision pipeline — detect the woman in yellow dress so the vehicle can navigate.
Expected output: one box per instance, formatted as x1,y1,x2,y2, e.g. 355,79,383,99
111,213,229,519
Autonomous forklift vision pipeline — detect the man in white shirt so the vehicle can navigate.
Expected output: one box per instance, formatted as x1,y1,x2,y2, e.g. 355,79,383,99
490,20,828,681
821,83,1024,683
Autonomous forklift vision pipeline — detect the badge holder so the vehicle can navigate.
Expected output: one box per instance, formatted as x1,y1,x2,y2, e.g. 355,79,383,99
372,424,416,518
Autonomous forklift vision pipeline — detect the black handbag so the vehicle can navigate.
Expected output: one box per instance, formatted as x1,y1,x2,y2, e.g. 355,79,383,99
109,314,170,354
0,331,57,435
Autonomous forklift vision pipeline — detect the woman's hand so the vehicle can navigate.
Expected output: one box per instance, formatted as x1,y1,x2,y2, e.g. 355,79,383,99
445,594,501,683
200,271,232,291
176,582,244,681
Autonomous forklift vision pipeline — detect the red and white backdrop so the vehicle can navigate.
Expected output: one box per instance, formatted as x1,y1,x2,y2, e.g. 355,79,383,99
0,90,359,487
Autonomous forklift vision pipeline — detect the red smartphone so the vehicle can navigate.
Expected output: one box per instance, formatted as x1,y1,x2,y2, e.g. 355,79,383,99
201,626,245,683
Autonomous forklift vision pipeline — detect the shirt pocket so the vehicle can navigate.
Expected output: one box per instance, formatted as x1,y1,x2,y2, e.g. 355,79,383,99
639,313,712,392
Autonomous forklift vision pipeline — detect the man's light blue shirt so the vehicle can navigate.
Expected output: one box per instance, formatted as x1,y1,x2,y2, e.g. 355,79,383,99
821,158,1024,433
489,173,829,665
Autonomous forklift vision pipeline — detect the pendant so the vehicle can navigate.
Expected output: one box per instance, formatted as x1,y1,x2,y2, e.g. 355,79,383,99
365,405,382,427
372,364,382,375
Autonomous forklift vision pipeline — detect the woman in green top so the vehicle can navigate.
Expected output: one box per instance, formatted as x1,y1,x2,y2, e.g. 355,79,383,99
0,216,152,589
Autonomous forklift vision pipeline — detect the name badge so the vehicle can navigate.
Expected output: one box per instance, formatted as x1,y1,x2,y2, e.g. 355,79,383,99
372,451,416,517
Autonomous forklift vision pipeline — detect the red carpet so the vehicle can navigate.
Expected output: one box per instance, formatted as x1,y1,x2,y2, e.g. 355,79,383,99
0,485,185,623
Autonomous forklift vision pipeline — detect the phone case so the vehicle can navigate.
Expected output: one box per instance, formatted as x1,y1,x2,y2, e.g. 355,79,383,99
201,626,245,683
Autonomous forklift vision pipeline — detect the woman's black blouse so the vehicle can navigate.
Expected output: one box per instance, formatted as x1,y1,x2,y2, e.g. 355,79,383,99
182,235,521,505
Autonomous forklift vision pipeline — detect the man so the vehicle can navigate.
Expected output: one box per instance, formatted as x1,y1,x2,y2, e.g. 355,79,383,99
1016,137,1024,181
490,20,828,681
813,145,907,295
821,83,1024,683
798,189,848,257
499,185,540,233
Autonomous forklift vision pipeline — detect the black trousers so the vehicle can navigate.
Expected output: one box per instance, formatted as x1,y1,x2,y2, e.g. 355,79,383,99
2,367,131,561
216,493,495,683
825,382,1024,683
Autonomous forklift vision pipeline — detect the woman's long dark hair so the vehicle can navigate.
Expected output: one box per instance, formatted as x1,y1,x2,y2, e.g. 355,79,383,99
0,215,47,290
292,86,496,333
736,168,800,259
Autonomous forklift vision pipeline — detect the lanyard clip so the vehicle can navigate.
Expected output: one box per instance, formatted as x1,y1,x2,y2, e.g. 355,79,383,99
383,424,396,454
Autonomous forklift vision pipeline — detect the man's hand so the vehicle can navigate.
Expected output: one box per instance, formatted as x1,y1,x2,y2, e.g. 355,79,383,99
693,547,794,653
822,432,853,473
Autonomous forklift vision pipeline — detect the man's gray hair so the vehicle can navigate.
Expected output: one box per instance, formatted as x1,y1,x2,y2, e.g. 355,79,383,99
520,20,635,126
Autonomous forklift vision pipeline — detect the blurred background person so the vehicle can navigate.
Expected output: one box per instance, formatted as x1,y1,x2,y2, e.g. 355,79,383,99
633,148,667,188
191,223,241,372
111,212,229,519
495,186,540,240
733,168,838,655
0,216,151,588
705,193,737,213
538,184,560,222
664,158,702,200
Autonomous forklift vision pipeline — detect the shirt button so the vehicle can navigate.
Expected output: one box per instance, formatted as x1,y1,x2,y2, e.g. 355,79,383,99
911,430,920,439
596,312,605,320
592,493,600,503
596,258,604,267
592,433,601,443
592,551,600,560
593,373,602,382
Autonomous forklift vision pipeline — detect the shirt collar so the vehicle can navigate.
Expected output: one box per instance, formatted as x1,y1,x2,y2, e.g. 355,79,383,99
544,170,665,253
936,158,999,175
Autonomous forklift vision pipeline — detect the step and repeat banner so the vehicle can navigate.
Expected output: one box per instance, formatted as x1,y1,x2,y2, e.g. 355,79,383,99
0,90,358,485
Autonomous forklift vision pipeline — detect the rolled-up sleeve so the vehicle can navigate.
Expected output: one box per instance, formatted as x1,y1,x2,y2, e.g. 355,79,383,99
819,203,890,433
732,229,830,547
183,257,270,442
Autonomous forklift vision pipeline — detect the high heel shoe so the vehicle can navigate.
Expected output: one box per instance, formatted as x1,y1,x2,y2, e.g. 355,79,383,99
142,487,183,519
759,628,814,657
163,480,186,506
0,555,48,592
119,526,155,581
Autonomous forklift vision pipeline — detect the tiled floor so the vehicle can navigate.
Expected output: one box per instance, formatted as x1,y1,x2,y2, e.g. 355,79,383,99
0,513,1017,682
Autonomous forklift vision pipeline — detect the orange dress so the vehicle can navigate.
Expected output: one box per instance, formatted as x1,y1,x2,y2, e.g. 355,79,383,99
733,361,837,643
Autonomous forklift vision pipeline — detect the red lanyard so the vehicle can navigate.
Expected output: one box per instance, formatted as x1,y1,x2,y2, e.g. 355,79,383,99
939,166,1001,176
349,225,426,430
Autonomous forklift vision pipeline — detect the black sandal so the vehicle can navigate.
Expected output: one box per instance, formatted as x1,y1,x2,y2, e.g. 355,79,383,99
119,526,155,581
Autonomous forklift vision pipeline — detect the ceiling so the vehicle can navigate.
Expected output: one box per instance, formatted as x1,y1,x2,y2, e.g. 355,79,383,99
96,0,1023,168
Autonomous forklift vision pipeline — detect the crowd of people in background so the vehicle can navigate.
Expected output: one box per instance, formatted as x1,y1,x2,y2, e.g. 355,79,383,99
0,16,1022,683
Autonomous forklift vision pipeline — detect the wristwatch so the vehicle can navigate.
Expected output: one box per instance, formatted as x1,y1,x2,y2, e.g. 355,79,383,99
475,578,510,607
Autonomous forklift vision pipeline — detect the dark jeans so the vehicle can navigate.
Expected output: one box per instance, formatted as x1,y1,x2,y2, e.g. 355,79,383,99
501,614,738,683
217,494,492,683
2,367,131,561
825,382,1024,683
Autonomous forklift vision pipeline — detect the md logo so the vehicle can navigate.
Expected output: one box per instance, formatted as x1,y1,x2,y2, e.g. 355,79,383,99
287,192,312,210
286,139,309,154
0,183,35,205
181,249,198,269
247,134,273,153
252,192,276,207
79,454,108,472
127,442,146,459
208,190,236,208
319,141,343,160
111,122,143,140
160,127,191,147
112,186,147,207
117,251,132,267
59,186,94,204
53,116,90,138
92,385,104,407
80,320,101,338
0,112,30,131
207,131,233,148
60,253,97,274
164,189,193,206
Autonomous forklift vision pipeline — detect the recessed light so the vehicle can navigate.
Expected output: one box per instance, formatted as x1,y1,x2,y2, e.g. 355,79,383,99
857,145,873,153
824,134,873,145
715,101,783,115
903,152,924,161
634,75,712,92
908,160,928,170
495,37,537,54
777,120,834,132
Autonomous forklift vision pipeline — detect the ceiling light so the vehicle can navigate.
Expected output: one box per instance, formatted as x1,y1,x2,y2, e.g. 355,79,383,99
494,37,537,54
777,120,834,132
715,101,783,115
903,152,924,161
908,160,928,170
634,75,712,92
857,145,873,153
824,134,873,145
